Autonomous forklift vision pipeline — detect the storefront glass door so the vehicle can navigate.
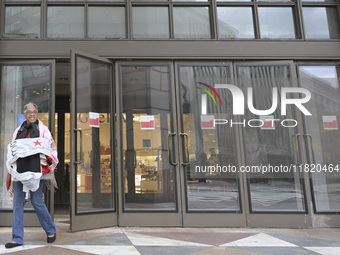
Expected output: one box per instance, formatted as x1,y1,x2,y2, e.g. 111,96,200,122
177,63,247,227
235,62,309,227
0,60,55,226
70,50,116,231
297,64,340,226
237,63,306,211
176,61,327,227
74,59,339,228
117,63,182,226
116,60,335,228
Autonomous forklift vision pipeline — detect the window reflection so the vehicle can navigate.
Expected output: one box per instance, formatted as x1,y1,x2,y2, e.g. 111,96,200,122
298,66,340,212
257,0,292,2
174,0,208,2
174,7,211,39
259,7,296,39
90,0,125,1
47,7,84,38
3,1,340,41
133,0,168,2
0,64,51,210
5,6,41,39
88,7,126,39
217,7,254,39
75,57,114,213
303,7,340,39
302,0,337,2
216,0,251,2
238,65,306,212
132,7,169,39
179,65,241,211
121,65,177,211
5,0,41,1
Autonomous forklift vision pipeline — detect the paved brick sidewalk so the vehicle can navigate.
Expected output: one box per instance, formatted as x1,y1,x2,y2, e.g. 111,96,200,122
0,218,339,254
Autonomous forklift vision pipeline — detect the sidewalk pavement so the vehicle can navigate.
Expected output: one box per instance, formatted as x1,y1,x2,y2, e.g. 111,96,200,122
0,216,339,255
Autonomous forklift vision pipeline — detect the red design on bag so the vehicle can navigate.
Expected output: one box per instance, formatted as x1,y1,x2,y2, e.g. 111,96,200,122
42,156,52,174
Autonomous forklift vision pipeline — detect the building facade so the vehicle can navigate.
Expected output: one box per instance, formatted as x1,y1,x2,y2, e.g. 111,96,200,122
0,0,339,231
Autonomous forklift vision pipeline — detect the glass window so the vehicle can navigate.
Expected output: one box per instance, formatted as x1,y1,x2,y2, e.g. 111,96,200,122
302,0,337,2
133,0,168,2
5,6,41,39
217,0,251,2
237,64,306,212
173,7,211,39
298,65,340,213
303,7,340,39
258,7,296,39
173,0,208,2
47,0,125,2
217,7,254,39
88,7,126,39
132,7,169,39
47,6,84,38
257,0,293,2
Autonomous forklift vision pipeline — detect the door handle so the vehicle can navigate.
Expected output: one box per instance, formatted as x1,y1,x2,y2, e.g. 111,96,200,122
168,132,178,165
304,134,316,164
74,128,83,164
290,134,296,164
180,133,190,166
134,150,137,169
291,133,302,165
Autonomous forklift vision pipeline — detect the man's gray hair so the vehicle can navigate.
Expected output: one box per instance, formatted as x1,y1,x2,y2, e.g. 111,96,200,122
23,102,38,113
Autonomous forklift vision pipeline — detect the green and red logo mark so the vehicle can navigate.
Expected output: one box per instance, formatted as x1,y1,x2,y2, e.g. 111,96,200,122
197,82,222,107
197,82,223,115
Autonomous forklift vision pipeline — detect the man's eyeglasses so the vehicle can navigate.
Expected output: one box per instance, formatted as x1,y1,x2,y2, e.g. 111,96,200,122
24,111,38,115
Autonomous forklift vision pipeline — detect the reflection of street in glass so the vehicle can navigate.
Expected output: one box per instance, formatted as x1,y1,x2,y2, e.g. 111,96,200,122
250,181,304,211
187,180,239,211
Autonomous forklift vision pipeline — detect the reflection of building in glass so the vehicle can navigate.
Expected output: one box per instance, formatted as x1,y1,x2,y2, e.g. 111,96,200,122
299,68,340,212
218,21,239,39
5,7,40,39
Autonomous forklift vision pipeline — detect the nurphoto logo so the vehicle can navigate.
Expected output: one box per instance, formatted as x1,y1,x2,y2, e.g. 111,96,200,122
198,82,312,128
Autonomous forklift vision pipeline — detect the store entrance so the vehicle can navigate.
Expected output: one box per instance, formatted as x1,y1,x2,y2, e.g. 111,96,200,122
116,60,340,228
176,62,308,227
53,55,340,230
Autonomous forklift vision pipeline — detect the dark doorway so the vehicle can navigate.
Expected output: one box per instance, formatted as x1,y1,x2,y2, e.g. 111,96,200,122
55,62,71,215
